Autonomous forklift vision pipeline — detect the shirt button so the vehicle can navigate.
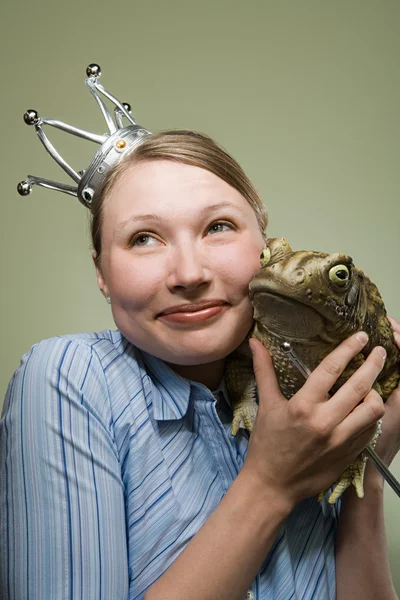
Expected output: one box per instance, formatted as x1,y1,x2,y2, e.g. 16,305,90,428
244,591,254,600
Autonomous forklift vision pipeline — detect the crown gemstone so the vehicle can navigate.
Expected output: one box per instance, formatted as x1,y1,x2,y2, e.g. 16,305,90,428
115,139,127,150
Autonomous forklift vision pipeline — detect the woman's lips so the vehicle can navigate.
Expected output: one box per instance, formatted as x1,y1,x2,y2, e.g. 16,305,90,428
158,301,227,324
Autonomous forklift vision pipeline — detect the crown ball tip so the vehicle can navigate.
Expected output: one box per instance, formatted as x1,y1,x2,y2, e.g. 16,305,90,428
17,181,32,196
86,64,101,78
23,109,40,125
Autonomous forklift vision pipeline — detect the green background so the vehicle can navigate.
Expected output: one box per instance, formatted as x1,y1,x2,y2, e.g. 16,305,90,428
1,0,399,590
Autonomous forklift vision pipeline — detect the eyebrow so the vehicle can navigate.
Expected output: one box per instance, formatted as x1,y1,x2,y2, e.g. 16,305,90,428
115,202,247,236
115,213,162,237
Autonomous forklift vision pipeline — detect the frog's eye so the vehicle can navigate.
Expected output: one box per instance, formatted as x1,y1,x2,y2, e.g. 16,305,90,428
329,264,350,285
260,247,271,266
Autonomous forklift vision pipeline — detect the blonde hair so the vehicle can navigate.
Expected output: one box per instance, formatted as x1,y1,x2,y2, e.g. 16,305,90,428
91,130,267,263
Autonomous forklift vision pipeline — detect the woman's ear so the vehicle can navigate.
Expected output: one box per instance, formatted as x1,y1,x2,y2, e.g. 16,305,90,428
92,252,109,299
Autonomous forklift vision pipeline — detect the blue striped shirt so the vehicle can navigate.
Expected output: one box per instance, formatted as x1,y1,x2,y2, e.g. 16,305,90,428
0,330,338,599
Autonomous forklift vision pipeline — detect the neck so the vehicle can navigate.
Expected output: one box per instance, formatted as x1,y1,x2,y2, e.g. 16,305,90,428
166,358,226,390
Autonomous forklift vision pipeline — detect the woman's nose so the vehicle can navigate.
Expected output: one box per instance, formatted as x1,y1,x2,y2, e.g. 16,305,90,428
166,245,210,291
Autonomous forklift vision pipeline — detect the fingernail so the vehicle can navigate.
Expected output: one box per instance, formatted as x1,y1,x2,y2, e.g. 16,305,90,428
355,331,368,345
377,346,387,360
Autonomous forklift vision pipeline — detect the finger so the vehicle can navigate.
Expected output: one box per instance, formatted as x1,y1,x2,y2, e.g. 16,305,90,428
384,381,400,408
348,423,381,461
327,345,386,424
376,382,400,438
388,316,400,349
249,338,283,409
306,331,369,400
337,389,384,441
388,315,400,334
394,331,400,350
371,385,400,466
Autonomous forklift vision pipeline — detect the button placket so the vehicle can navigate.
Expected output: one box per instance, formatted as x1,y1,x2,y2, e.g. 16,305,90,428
193,389,240,492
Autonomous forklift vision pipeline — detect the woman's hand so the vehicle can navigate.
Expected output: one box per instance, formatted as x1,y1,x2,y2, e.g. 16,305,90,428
365,316,400,482
243,332,386,508
388,315,400,349
335,318,400,600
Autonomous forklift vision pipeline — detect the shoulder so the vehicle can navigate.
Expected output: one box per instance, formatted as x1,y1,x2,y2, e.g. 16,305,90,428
14,329,136,377
19,329,126,361
4,330,145,423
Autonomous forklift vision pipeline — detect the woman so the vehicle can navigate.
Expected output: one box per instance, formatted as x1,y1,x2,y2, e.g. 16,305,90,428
1,130,400,600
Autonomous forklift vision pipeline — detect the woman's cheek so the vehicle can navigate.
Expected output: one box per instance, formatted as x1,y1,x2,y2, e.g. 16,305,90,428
234,253,263,290
108,255,165,299
221,240,261,274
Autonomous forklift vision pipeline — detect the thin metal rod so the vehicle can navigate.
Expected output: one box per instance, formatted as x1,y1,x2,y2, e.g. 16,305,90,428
114,108,124,129
35,126,81,183
365,446,400,495
95,82,137,126
25,175,78,196
280,340,400,498
42,118,105,144
114,106,136,128
86,79,117,134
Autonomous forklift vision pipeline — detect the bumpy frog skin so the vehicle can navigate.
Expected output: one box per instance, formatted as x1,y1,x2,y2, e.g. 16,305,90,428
226,238,399,504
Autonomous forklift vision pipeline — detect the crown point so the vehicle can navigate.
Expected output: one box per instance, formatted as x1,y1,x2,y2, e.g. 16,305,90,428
17,181,32,196
23,110,40,125
86,64,101,78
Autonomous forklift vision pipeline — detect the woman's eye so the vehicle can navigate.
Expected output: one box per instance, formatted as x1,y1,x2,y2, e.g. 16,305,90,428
207,222,232,235
130,233,159,247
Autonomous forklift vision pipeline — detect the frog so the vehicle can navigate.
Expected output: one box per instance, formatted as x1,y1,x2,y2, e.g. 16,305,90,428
225,237,399,503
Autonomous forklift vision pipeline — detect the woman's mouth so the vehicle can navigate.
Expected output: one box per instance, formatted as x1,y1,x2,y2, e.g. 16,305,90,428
157,301,228,324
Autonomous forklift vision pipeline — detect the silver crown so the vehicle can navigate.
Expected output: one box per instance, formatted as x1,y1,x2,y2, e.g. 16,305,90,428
17,64,151,208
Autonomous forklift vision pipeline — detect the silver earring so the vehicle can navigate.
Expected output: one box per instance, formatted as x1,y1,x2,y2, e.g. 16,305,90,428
106,296,111,304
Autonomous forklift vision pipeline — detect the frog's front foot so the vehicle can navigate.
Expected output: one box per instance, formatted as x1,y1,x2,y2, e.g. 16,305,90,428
318,453,368,504
319,419,382,504
231,400,258,436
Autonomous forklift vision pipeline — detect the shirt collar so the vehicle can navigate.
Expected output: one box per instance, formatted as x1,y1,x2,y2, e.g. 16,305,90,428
211,376,232,408
139,350,192,421
139,349,232,421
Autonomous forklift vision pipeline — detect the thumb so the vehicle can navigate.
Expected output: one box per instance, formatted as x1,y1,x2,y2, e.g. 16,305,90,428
249,338,283,409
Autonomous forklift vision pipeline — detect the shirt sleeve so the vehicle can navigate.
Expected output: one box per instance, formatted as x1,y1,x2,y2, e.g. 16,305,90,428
0,337,129,600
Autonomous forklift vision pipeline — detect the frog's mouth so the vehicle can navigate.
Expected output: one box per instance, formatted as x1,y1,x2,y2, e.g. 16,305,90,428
251,291,326,341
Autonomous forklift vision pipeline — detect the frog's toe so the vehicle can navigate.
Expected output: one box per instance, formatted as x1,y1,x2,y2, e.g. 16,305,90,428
350,454,367,499
231,413,245,436
327,474,352,504
231,402,257,436
323,454,367,504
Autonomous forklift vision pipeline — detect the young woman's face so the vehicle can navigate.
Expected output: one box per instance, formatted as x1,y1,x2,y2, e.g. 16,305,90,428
96,160,265,378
